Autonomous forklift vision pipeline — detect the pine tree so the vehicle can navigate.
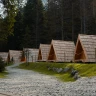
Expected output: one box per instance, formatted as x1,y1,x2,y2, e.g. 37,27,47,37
21,26,33,48
22,0,45,48
7,10,24,50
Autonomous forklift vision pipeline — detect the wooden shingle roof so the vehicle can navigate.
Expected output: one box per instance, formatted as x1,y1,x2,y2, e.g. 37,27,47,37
9,50,22,63
38,44,50,61
48,40,75,62
23,48,39,62
74,34,96,62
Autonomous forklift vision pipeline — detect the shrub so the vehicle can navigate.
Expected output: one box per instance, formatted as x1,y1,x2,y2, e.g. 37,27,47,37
0,57,5,72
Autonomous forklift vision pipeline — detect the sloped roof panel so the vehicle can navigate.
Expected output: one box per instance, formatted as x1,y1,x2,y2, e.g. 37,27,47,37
9,50,22,63
79,34,96,62
52,40,75,62
39,44,50,61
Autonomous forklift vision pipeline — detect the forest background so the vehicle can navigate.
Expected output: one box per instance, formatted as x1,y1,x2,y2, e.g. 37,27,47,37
0,0,96,51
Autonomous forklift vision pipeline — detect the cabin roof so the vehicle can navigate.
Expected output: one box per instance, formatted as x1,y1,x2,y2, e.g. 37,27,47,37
48,40,75,62
39,44,50,61
9,50,22,60
78,34,96,62
23,48,39,62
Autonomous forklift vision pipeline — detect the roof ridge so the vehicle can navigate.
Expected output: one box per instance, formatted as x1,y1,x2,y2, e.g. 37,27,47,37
79,34,96,36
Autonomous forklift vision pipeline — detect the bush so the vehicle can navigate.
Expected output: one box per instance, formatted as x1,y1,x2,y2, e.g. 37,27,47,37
0,57,6,72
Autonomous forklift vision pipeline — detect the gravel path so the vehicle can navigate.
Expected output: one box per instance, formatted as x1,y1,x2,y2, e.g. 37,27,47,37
0,63,96,96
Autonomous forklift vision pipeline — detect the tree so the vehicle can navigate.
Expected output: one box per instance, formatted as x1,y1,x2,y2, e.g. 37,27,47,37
20,26,33,48
0,0,25,51
3,0,17,34
0,0,17,42
87,17,96,35
21,0,46,48
0,57,5,72
7,9,24,50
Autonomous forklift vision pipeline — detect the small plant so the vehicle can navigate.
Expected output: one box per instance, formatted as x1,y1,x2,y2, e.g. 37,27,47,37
0,57,6,72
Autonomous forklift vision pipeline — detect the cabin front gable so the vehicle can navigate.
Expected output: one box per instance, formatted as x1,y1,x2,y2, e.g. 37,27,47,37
47,44,57,62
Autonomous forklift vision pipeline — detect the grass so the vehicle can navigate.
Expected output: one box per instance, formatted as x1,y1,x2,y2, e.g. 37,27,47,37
0,62,12,78
5,62,13,66
0,71,8,78
18,62,96,82
72,64,96,77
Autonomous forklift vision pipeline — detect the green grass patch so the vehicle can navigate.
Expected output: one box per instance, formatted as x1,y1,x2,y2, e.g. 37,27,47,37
18,62,96,82
5,62,13,66
72,63,96,77
0,71,8,78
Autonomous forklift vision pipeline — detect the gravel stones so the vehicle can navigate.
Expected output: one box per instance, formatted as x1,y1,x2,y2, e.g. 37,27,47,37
0,64,96,96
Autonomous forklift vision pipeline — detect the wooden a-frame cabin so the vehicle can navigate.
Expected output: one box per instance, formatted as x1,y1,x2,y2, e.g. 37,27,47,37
38,44,50,61
23,48,39,62
74,34,96,63
47,40,75,62
8,50,22,63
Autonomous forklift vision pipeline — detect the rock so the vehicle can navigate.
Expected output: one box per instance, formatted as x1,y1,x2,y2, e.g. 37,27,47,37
48,67,52,71
73,73,80,80
56,68,63,73
71,69,78,76
62,67,70,73
52,67,56,72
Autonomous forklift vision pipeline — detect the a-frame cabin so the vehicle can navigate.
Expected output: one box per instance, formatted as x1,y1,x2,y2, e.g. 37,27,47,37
8,50,22,63
74,34,96,63
38,44,50,61
23,48,39,62
47,40,75,62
